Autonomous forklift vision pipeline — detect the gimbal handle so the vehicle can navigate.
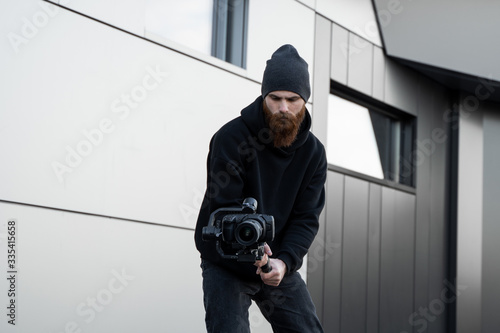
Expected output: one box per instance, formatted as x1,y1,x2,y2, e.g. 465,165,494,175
261,261,272,273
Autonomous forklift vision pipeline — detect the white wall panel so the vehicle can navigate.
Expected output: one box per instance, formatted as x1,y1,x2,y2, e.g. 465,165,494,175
347,33,373,97
0,202,205,332
316,0,382,46
297,0,316,9
331,23,348,85
0,1,261,229
312,15,331,145
246,0,315,99
59,0,146,36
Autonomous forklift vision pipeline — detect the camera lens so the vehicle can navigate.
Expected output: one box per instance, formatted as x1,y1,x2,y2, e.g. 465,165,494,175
235,220,262,246
240,226,254,241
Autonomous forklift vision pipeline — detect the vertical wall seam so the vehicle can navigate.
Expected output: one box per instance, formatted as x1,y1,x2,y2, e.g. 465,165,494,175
365,182,372,333
377,185,384,333
339,174,346,333
345,32,351,88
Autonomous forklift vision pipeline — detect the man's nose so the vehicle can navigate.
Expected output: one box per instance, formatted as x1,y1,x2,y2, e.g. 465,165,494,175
279,100,289,113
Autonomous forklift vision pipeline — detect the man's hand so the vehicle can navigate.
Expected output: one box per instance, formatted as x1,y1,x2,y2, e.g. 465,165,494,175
254,244,287,286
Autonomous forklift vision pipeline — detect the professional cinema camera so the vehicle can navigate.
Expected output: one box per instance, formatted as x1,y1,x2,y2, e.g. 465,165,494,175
202,198,275,272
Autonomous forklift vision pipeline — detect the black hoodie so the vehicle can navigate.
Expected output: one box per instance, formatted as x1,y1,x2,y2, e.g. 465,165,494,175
194,96,327,281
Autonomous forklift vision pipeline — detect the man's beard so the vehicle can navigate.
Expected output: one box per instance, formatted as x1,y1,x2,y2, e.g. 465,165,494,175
263,102,306,148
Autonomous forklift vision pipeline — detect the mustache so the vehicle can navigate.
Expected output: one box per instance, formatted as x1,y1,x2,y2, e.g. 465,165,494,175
263,102,306,148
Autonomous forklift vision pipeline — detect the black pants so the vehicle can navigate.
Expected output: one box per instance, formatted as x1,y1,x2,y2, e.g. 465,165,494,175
201,259,324,333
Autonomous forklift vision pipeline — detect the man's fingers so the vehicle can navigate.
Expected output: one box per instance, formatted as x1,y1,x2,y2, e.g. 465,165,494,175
260,271,281,286
264,243,273,256
258,258,286,286
254,253,268,267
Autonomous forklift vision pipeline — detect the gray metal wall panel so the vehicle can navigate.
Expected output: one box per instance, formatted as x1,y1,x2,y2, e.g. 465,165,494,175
308,206,327,322
384,57,418,116
340,176,369,333
347,33,373,96
413,75,433,323
323,172,419,333
367,183,382,333
372,46,385,102
427,83,450,333
456,93,484,333
331,23,348,85
379,187,397,333
411,76,452,333
380,187,416,333
314,11,452,333
373,0,500,82
323,171,345,333
482,107,500,333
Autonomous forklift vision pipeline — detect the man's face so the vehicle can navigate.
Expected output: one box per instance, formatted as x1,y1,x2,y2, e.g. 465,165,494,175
263,91,306,148
264,90,305,117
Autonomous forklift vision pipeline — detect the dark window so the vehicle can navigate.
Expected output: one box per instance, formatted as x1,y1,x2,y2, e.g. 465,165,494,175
328,87,416,187
212,0,248,68
369,108,415,186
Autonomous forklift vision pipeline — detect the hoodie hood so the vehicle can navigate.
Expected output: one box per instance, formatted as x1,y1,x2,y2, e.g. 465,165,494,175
240,96,311,154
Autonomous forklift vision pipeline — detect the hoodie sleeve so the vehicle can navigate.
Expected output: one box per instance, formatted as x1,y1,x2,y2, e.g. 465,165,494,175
275,148,327,274
194,123,249,259
202,127,247,216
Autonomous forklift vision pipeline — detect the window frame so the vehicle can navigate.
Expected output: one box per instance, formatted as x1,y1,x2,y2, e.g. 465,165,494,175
328,83,416,192
144,0,249,70
211,0,249,68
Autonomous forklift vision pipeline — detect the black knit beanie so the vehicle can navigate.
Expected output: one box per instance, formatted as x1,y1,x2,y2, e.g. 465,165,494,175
261,44,311,102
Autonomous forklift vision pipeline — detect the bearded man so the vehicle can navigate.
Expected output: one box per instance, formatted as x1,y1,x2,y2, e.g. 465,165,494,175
195,44,326,333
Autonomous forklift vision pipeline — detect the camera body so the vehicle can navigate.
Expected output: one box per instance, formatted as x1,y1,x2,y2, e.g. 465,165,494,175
202,198,275,263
